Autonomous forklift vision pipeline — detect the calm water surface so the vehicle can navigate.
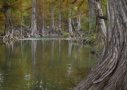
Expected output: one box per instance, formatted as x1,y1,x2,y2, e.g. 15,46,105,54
0,39,97,90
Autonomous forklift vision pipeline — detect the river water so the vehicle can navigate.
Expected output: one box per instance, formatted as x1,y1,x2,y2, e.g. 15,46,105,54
0,39,97,90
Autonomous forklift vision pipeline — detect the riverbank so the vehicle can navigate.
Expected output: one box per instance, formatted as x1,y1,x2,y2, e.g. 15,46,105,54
0,34,96,44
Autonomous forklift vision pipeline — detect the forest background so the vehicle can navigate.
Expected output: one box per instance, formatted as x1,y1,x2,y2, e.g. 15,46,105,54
0,0,107,38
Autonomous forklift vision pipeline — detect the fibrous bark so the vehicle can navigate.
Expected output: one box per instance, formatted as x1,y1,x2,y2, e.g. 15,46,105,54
50,3,55,34
59,0,62,30
95,0,106,39
88,0,95,33
69,18,73,35
41,0,45,36
10,10,14,36
21,11,23,36
31,0,37,36
74,0,127,90
77,13,82,31
71,8,74,25
4,7,11,36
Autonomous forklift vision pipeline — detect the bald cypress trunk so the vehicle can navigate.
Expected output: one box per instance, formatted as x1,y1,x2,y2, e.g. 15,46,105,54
59,0,62,30
4,7,11,36
74,0,127,90
31,0,37,36
41,0,45,36
21,11,23,36
95,0,106,39
50,3,55,34
69,18,73,35
10,10,14,36
88,0,95,33
71,8,74,25
77,13,82,31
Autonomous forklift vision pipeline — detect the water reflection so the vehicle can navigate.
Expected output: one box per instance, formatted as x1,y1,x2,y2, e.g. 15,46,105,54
68,41,73,57
31,40,37,76
0,40,97,90
59,40,62,64
50,40,54,68
5,42,13,69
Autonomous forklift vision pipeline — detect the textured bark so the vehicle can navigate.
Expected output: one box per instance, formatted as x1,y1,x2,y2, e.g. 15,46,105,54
4,7,11,35
31,0,37,36
59,0,62,30
10,10,14,36
74,0,127,90
77,13,82,31
41,0,45,35
21,11,23,35
95,0,106,39
69,18,73,35
71,8,74,25
88,0,95,33
50,3,55,34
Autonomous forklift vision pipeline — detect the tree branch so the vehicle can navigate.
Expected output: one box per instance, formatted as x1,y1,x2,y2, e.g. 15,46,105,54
71,23,76,32
72,0,77,4
97,15,107,20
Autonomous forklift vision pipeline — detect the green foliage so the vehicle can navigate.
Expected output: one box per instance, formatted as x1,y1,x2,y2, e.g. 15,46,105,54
21,22,30,30
68,14,72,18
101,0,107,15
74,6,78,11
47,26,49,29
90,15,96,30
81,16,89,32
0,0,90,35
61,28,68,36
0,29,4,35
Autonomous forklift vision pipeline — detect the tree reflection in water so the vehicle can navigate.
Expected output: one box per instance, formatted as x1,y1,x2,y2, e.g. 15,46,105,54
0,40,97,90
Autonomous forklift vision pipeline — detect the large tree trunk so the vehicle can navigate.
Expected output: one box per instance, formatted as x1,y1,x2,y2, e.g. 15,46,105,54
68,18,73,35
59,0,62,30
95,0,106,39
4,7,11,36
77,13,82,31
31,0,37,36
50,3,55,34
10,10,14,36
71,8,74,25
88,0,95,33
74,0,127,90
21,11,23,36
41,0,45,36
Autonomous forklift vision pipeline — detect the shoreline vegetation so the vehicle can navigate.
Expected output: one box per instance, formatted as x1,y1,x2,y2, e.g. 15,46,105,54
0,29,96,45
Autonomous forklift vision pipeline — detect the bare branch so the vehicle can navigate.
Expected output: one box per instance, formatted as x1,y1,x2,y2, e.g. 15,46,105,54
72,0,77,4
97,15,107,20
